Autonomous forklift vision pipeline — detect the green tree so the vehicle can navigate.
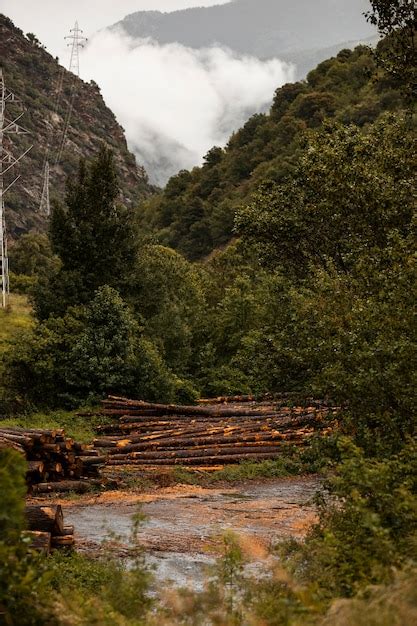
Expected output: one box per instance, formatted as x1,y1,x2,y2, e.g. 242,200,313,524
8,233,58,278
236,116,415,279
5,286,179,407
365,0,417,98
35,147,137,319
131,245,205,374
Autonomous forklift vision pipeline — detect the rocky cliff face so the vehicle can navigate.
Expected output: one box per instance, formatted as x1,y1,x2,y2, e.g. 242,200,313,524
0,15,154,237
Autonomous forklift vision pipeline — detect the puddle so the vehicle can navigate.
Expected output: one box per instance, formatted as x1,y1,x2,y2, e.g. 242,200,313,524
63,477,319,591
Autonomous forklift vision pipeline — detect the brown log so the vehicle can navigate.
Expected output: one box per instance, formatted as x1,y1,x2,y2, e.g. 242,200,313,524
104,397,280,418
77,450,100,457
22,531,51,554
111,434,310,457
107,444,289,461
79,456,106,465
25,505,65,535
107,451,286,466
62,525,74,535
0,432,34,448
27,460,45,475
51,535,75,548
0,437,25,454
32,479,106,494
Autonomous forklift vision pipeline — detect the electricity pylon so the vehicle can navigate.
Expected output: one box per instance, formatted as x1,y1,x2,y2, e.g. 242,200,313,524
41,21,87,214
66,21,87,77
0,68,32,308
55,21,87,166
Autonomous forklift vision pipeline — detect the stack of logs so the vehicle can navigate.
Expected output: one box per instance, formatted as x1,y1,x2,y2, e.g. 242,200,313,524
24,505,74,553
0,427,105,493
93,396,333,467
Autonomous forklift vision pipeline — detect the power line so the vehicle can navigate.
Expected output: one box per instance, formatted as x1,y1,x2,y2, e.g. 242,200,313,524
0,68,32,308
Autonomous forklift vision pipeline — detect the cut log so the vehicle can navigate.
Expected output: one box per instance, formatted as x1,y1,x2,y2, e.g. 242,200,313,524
25,505,65,535
51,535,75,548
27,460,45,475
31,479,106,494
22,530,51,554
107,451,286,466
104,397,281,418
0,437,25,454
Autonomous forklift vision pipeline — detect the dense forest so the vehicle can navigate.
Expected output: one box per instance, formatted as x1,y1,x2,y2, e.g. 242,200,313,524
0,0,416,624
138,39,406,259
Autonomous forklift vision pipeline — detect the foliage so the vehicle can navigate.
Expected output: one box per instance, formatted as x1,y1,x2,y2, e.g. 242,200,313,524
130,244,205,374
49,551,152,625
8,232,59,278
0,450,52,625
34,148,138,319
235,115,417,451
236,116,415,277
4,286,179,408
365,0,417,99
288,439,417,598
138,44,406,260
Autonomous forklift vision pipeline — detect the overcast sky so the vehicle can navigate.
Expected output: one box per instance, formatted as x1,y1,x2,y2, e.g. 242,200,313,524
0,0,230,58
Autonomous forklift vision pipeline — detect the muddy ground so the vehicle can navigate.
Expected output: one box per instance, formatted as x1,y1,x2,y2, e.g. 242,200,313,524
31,476,319,590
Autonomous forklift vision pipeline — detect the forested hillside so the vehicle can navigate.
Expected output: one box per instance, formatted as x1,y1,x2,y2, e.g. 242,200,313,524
114,0,375,77
0,15,154,237
139,42,405,260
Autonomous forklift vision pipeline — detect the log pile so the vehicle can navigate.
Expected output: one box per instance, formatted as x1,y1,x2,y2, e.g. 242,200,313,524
93,396,334,467
0,426,105,492
23,505,74,553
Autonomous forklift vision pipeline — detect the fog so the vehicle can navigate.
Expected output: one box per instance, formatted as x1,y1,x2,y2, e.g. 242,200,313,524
0,0,230,58
81,30,294,185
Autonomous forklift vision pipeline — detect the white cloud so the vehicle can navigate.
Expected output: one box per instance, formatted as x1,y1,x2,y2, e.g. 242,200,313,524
0,0,231,58
80,30,295,184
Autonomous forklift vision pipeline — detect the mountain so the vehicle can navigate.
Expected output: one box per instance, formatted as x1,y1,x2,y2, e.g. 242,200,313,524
112,0,376,78
138,42,405,260
0,15,154,238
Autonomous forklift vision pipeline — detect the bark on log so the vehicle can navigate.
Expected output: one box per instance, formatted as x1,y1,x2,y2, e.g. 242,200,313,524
107,444,288,461
25,505,65,535
27,460,45,475
0,437,25,454
51,535,75,548
107,451,286,466
23,530,51,554
104,397,281,418
31,479,107,494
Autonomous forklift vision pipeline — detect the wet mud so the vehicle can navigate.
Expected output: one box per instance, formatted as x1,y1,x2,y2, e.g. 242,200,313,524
58,477,319,590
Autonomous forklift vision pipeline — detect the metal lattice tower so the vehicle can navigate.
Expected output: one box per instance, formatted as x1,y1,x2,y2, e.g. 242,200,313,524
39,67,64,215
66,21,87,77
0,68,32,307
54,21,87,166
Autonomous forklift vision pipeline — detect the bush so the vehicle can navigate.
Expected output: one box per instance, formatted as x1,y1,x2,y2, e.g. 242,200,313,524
0,450,51,625
289,439,417,598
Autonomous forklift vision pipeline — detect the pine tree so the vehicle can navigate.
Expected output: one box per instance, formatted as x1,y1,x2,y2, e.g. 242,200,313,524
35,147,137,319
